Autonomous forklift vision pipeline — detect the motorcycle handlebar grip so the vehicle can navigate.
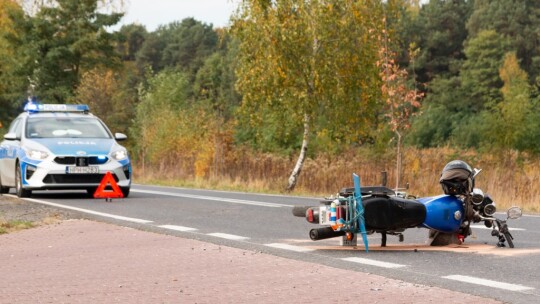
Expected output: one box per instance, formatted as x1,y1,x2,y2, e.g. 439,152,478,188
309,227,346,240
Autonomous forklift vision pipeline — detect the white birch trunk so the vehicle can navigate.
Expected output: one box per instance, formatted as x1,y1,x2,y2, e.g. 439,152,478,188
286,113,310,192
395,130,402,190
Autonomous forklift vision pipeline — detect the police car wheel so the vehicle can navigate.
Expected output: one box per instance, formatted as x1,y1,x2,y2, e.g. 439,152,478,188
86,188,97,198
15,165,31,198
0,175,9,193
121,187,130,198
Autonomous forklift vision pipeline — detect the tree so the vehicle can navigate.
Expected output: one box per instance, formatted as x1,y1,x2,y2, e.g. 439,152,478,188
407,75,464,147
399,0,472,85
7,0,123,102
193,34,241,177
380,46,422,189
460,30,509,113
0,0,24,127
232,0,385,191
467,0,540,83
73,67,135,135
161,18,218,76
116,23,147,61
485,52,532,150
136,18,218,78
393,0,472,92
131,70,220,178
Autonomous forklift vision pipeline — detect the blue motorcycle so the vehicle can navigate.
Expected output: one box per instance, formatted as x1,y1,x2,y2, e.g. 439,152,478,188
293,160,522,249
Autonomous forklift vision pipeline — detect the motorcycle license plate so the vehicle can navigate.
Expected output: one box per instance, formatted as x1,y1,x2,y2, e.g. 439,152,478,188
66,166,99,174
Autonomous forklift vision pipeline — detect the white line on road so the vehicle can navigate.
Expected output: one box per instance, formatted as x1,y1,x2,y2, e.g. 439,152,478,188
207,233,249,241
131,189,293,208
470,224,525,231
265,243,315,252
7,195,153,224
442,275,534,291
158,225,198,232
342,257,407,269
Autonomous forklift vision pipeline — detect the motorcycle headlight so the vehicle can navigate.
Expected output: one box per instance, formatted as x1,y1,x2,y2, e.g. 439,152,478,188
25,149,49,160
483,204,497,216
111,149,128,161
471,188,484,205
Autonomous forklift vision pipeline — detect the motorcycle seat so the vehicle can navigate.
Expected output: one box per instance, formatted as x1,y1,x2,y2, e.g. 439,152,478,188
363,196,426,231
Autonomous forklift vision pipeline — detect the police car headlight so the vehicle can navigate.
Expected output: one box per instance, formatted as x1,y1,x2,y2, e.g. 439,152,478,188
26,149,49,160
111,149,128,161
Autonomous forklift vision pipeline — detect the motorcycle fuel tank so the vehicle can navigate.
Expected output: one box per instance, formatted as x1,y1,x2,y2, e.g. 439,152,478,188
417,194,464,233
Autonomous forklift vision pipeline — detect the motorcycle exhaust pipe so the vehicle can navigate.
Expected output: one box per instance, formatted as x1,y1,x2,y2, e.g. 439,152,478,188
309,227,345,240
292,206,311,217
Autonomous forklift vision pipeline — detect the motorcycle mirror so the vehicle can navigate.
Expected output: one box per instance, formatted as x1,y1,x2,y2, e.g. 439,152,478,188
507,206,523,220
472,168,482,179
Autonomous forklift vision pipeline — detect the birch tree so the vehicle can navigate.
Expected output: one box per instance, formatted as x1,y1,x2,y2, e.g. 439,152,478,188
232,0,385,191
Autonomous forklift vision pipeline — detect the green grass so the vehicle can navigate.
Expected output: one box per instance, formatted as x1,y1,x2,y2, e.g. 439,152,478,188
0,219,35,234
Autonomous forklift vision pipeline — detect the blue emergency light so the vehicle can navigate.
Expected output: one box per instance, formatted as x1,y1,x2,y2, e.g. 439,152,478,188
24,102,90,114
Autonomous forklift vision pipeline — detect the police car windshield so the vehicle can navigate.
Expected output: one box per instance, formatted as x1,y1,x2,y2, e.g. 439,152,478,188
26,117,111,139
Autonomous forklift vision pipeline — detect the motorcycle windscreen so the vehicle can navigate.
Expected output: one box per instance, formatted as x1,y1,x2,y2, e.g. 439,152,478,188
362,196,426,231
418,195,464,233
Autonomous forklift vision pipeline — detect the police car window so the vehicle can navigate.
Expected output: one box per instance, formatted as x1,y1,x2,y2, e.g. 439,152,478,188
9,118,22,138
8,118,20,133
26,117,111,139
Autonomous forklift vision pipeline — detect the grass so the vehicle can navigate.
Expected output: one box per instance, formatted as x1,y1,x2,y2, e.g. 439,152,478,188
0,219,35,234
133,146,540,214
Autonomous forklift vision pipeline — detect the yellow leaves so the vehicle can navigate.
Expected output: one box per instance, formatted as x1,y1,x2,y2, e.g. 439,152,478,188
499,52,528,97
194,139,215,179
0,0,20,31
277,66,287,79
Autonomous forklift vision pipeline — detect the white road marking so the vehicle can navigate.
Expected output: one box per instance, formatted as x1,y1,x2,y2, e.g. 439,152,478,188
8,195,153,224
207,233,249,241
265,243,315,252
131,189,293,208
158,225,198,232
443,275,534,291
470,224,525,231
342,257,407,269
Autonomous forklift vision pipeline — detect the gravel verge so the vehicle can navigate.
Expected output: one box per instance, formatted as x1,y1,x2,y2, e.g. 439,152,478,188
0,194,79,233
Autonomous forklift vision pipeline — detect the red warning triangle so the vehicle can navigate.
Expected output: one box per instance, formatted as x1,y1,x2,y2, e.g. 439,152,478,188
94,171,124,199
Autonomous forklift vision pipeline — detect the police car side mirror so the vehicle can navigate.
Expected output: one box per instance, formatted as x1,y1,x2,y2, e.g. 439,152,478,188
3,132,17,141
115,133,127,141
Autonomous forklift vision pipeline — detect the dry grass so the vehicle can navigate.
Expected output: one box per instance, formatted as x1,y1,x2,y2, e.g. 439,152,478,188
134,147,540,213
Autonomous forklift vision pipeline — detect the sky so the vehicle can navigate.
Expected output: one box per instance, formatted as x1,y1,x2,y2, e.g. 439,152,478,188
116,0,240,31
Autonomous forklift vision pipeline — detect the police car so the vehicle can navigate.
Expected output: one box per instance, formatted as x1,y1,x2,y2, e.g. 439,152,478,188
0,102,131,198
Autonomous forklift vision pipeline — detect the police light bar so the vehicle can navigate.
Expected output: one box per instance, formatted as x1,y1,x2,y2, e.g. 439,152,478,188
24,102,90,113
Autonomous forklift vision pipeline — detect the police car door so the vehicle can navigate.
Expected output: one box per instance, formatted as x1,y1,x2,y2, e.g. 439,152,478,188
0,117,23,185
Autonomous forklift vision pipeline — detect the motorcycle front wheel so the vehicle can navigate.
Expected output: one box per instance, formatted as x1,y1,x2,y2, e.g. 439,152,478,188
504,232,514,248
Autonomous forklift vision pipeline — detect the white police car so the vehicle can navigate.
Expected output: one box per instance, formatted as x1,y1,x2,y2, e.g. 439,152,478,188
0,103,131,198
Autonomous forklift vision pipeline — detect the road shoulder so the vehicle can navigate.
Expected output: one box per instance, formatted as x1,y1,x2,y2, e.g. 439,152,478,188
0,206,504,303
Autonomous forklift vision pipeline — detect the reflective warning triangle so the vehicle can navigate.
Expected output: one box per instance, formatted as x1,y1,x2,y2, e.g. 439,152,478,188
94,171,124,199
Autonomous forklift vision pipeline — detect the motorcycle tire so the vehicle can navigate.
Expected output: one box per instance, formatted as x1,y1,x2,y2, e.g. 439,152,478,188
504,232,514,248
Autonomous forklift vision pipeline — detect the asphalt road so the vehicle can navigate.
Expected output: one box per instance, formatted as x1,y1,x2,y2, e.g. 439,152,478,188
5,184,540,304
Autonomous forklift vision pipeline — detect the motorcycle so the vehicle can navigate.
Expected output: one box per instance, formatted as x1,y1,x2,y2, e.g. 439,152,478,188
292,167,522,251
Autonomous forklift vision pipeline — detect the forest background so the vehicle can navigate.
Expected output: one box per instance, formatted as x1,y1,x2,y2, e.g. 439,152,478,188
1,0,540,212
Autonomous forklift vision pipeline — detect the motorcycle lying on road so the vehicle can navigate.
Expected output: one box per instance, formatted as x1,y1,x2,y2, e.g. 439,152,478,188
293,160,522,251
